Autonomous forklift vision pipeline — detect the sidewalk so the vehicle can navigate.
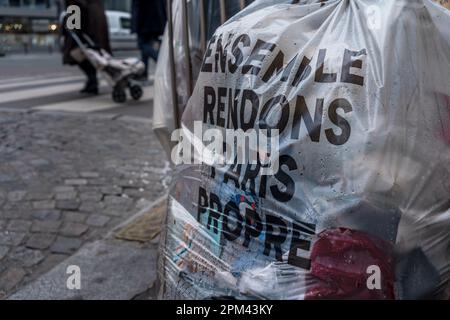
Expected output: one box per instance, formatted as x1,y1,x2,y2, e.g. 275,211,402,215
0,110,171,298
8,197,166,300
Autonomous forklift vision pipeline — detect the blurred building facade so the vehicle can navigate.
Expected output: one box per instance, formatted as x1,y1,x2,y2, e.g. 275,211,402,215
104,0,131,12
0,0,131,54
0,0,60,53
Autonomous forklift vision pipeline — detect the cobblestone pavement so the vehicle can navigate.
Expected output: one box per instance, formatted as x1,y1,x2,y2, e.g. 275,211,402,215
0,110,170,298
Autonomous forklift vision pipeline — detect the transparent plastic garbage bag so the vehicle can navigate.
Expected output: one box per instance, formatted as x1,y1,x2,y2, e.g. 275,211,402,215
159,0,450,299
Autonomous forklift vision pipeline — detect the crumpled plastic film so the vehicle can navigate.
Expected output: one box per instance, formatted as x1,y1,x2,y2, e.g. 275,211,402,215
159,0,450,299
153,0,246,159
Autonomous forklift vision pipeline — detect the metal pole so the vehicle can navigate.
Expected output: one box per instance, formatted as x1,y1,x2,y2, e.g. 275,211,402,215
181,0,193,96
167,0,180,129
199,0,207,52
219,0,227,24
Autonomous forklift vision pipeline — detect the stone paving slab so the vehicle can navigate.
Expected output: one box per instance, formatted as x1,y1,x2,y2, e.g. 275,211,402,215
8,240,158,300
0,111,171,298
8,196,167,300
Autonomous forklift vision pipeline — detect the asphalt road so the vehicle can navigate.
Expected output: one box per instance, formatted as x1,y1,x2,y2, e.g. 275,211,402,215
0,51,155,119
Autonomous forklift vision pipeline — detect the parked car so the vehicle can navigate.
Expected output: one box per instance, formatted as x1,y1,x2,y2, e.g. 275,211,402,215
106,10,137,51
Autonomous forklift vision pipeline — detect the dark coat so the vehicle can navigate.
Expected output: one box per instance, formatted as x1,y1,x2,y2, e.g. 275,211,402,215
131,0,167,37
62,0,111,65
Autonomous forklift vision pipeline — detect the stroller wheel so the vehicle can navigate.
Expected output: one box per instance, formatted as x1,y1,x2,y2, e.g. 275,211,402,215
129,85,143,101
112,87,127,103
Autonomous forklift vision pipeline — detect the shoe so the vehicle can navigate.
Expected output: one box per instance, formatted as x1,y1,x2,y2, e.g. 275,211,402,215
80,86,99,95
80,81,99,95
134,73,148,82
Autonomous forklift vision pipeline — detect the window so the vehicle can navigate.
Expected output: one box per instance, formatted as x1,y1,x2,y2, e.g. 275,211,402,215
120,17,131,30
35,0,46,8
9,0,21,7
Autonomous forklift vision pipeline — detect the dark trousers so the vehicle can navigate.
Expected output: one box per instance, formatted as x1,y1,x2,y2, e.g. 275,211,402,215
137,33,160,77
78,60,98,88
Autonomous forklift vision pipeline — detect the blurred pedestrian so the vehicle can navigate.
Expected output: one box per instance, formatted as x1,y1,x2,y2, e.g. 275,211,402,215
22,35,30,54
62,0,111,95
131,0,167,81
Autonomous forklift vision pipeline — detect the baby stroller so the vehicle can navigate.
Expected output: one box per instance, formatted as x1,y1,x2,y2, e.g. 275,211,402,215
66,28,146,103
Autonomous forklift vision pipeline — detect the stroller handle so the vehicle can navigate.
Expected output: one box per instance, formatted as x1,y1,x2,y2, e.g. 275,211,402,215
62,13,99,51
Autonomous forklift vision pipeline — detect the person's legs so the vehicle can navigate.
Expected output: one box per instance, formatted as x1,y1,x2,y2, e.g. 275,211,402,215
138,34,159,79
78,60,98,94
147,36,160,62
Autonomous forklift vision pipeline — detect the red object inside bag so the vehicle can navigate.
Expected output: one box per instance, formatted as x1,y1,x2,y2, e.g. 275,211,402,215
305,228,396,300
